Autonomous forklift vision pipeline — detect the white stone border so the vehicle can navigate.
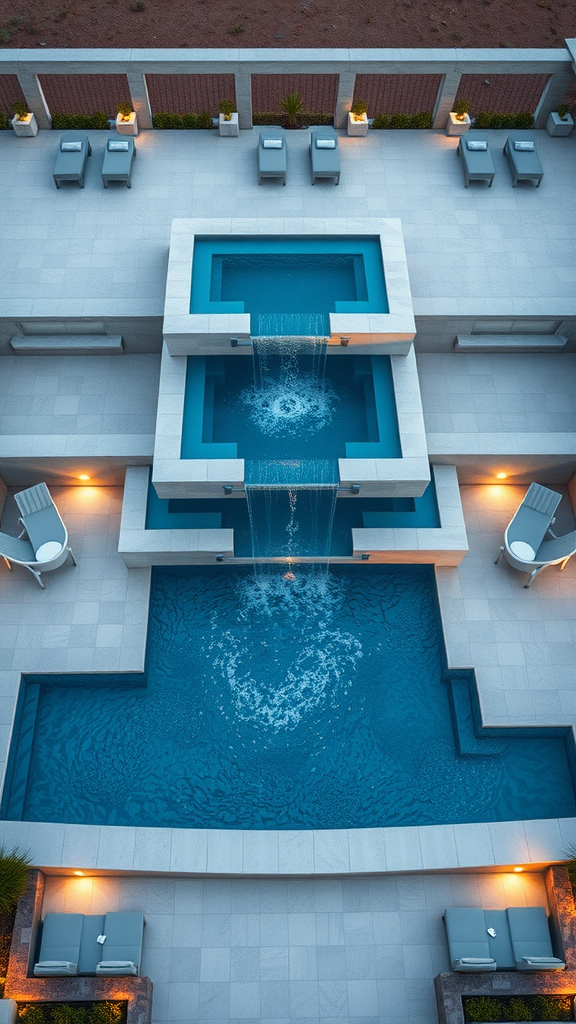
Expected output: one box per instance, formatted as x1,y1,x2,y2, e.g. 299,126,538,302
351,464,469,566
163,217,415,355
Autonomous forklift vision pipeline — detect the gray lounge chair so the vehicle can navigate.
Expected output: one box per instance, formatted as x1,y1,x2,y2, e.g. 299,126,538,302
34,913,83,976
495,481,576,587
310,127,341,185
53,132,91,189
258,128,287,185
443,908,497,972
102,134,136,188
96,911,145,976
457,136,495,187
1,482,76,588
503,135,543,187
507,907,565,970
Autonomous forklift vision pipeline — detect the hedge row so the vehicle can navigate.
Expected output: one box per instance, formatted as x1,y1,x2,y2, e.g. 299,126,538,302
371,111,432,129
152,111,213,129
464,993,572,1022
474,110,533,129
51,112,110,129
253,111,334,128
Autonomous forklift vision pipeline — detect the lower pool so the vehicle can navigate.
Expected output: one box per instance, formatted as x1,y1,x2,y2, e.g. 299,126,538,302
3,566,575,830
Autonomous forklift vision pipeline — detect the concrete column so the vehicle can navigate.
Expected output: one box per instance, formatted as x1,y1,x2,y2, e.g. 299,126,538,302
533,69,574,127
334,70,356,129
235,69,252,129
16,71,51,129
126,70,153,129
432,70,462,129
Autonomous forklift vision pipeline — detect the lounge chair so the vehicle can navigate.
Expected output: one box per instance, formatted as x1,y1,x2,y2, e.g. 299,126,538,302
503,136,543,187
309,127,341,185
443,908,497,972
102,134,136,188
96,911,145,976
495,481,576,587
53,132,91,189
507,907,565,970
258,128,287,185
34,913,84,976
457,136,495,187
1,482,76,589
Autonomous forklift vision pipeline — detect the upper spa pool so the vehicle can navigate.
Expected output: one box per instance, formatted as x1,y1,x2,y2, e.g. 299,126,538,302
189,236,389,336
3,565,575,831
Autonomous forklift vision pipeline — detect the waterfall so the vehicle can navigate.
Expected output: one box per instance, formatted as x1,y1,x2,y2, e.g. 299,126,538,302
244,336,339,560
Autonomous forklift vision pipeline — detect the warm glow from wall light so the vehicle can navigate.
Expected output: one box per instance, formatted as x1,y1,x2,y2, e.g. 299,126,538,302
513,866,524,872
496,472,507,479
78,474,90,481
73,870,84,876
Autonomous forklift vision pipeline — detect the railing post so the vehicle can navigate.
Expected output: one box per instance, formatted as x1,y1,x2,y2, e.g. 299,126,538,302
334,70,356,129
432,69,462,129
16,71,51,129
126,70,153,129
235,69,253,129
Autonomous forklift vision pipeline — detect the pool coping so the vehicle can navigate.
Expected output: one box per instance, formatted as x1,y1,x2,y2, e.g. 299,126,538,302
162,217,416,355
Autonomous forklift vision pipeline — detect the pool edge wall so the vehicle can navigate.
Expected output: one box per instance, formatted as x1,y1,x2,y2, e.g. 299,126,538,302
163,217,415,356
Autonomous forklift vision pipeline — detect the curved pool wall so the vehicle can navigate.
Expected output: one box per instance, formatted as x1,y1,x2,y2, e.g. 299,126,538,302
3,564,576,832
189,236,389,338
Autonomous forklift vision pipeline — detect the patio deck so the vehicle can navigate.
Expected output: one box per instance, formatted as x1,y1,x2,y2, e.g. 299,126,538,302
0,127,575,321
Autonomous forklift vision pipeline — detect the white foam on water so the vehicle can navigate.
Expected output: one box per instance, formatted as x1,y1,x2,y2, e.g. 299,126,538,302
241,371,336,437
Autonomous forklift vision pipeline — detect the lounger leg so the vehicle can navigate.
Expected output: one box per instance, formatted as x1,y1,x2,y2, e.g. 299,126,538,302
560,556,571,571
494,546,504,564
4,557,12,571
67,546,77,567
524,565,544,589
23,564,45,589
55,181,61,189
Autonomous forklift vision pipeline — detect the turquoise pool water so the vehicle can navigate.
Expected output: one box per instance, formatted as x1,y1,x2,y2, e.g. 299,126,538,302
3,565,575,830
181,354,402,481
189,236,389,336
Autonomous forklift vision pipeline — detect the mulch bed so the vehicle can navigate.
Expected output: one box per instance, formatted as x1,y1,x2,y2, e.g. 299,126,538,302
0,0,573,50
0,908,15,999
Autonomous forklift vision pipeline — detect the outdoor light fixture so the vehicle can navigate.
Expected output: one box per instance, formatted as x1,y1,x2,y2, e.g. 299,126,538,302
496,472,507,480
73,870,84,876
216,554,224,562
79,474,90,481
513,866,524,873
340,337,350,347
223,485,233,495
361,553,370,560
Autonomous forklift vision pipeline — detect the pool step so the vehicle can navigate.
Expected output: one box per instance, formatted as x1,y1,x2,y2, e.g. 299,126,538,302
448,675,508,756
0,681,40,820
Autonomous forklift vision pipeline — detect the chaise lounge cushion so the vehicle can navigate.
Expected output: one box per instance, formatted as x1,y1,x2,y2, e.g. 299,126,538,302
34,961,77,976
507,907,565,970
444,908,496,971
96,960,138,976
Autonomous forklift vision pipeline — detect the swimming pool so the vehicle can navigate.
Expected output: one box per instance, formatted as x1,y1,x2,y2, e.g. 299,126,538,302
189,236,389,336
3,565,575,830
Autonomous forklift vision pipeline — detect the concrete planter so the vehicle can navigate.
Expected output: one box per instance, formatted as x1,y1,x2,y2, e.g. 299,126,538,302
219,112,239,136
347,112,369,136
446,112,471,136
546,110,574,136
0,1000,18,1024
116,111,138,136
11,112,38,137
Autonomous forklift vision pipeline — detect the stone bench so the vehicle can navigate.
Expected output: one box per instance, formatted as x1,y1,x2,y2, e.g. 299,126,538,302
10,335,124,354
455,334,567,353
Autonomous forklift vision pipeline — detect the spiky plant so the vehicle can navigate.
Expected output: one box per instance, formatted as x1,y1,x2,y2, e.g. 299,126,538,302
0,846,31,914
279,91,305,127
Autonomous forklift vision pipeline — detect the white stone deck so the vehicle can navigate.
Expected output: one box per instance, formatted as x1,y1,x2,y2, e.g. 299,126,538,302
1,127,575,320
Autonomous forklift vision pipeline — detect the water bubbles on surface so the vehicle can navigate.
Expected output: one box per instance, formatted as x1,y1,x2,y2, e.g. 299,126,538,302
240,369,337,437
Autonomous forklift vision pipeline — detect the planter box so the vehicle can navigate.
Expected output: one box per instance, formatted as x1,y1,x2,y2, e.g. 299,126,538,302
219,112,239,136
116,111,138,136
546,110,574,136
11,112,38,137
347,112,369,137
446,112,471,136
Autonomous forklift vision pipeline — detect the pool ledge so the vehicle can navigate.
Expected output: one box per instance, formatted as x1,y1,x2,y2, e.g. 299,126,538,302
1,816,575,876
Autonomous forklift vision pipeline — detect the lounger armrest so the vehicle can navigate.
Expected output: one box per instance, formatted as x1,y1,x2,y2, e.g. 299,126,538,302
453,957,497,971
96,960,138,976
519,955,565,970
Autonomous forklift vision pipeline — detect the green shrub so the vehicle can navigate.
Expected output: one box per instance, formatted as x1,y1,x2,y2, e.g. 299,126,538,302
12,100,29,120
18,1007,45,1024
49,1006,87,1024
507,997,532,1022
51,112,109,130
0,845,31,914
464,995,503,1022
454,99,469,117
252,111,332,128
557,103,569,120
371,111,432,129
152,111,213,129
116,101,133,118
219,98,234,119
351,99,367,117
0,110,10,129
18,1004,127,1024
532,994,572,1021
279,90,305,127
474,110,533,129
88,1004,124,1024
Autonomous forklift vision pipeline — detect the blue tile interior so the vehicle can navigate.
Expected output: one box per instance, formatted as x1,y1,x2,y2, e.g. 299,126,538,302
189,236,389,336
3,564,575,830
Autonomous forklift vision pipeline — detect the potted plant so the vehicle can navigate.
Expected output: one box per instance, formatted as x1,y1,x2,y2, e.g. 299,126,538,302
279,90,305,128
218,98,239,136
446,100,471,136
116,101,138,136
10,100,38,137
547,102,574,137
348,99,369,136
